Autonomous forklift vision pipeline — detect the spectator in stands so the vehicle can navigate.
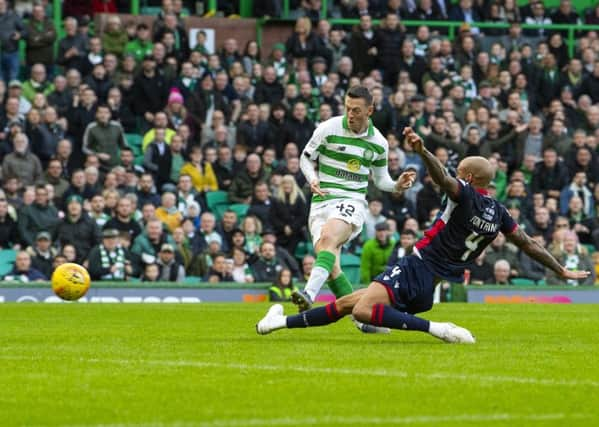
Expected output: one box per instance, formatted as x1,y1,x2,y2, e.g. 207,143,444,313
269,268,298,302
125,24,153,63
2,133,43,186
485,232,520,278
26,231,57,279
247,181,272,228
155,191,183,233
0,0,24,84
362,198,387,241
136,173,161,208
0,196,18,248
237,103,268,154
25,5,56,76
82,104,127,171
141,263,160,282
547,231,595,285
57,17,87,72
361,222,395,284
229,153,267,204
105,196,142,241
18,183,60,246
254,66,284,105
532,206,555,244
518,232,547,283
531,148,569,200
251,241,284,283
487,259,512,285
231,246,254,283
42,158,69,204
86,228,135,281
2,251,46,282
131,218,176,267
132,54,169,130
204,253,234,283
179,145,218,194
469,251,494,285
156,243,185,282
56,195,101,263
62,169,95,207
270,175,307,254
143,128,172,190
387,229,416,266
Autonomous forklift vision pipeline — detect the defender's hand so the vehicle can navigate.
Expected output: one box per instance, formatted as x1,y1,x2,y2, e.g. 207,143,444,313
395,171,416,192
310,179,328,197
403,127,424,154
558,267,591,281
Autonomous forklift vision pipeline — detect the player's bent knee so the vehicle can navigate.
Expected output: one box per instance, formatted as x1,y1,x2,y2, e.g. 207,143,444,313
351,304,371,323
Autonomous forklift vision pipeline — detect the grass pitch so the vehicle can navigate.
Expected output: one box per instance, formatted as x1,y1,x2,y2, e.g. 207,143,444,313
1,303,598,426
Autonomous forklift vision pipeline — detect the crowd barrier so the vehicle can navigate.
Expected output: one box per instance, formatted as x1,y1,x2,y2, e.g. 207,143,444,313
1,282,598,304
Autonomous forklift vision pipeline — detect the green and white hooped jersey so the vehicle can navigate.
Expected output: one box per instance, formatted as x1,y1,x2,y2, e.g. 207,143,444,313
303,115,388,204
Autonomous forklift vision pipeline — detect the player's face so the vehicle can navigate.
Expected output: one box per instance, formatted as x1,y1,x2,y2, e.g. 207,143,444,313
344,97,373,133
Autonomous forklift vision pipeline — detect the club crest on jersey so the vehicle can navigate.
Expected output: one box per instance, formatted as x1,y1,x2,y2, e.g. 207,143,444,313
482,207,495,221
347,159,361,172
363,148,374,161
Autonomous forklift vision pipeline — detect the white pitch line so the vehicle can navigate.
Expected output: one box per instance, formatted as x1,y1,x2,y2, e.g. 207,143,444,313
75,412,590,427
1,354,599,389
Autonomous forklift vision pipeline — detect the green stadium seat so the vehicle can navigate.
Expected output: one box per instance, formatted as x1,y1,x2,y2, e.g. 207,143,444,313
183,276,202,284
125,133,142,149
583,244,595,254
340,253,361,285
206,191,229,210
511,277,536,286
206,191,230,219
228,203,249,221
294,241,314,260
141,6,162,15
0,249,16,277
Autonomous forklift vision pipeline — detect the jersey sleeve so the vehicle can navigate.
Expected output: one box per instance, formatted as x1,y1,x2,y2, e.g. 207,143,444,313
302,122,327,161
499,205,518,234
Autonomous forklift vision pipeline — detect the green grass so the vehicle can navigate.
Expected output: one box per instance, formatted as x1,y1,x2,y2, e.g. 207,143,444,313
1,303,598,426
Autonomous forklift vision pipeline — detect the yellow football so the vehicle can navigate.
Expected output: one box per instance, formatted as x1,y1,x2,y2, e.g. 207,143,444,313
51,263,91,301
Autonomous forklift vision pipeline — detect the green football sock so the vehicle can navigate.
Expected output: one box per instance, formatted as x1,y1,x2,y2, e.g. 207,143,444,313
329,272,354,298
304,250,336,300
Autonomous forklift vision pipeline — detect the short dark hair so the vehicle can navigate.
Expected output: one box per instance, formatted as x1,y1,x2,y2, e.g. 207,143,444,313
346,85,373,105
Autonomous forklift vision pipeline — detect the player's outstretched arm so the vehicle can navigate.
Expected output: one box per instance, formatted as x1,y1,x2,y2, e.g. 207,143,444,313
403,127,460,200
506,227,591,280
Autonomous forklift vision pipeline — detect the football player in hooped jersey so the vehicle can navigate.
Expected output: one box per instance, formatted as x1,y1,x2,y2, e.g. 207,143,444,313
257,128,590,343
294,86,415,319
293,85,416,333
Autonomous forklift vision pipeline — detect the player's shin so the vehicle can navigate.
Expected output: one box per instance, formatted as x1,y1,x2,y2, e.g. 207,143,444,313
286,302,346,328
368,304,430,332
328,272,353,297
303,250,336,300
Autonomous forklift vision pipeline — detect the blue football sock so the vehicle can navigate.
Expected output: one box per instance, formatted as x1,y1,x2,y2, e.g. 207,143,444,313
370,304,430,332
286,303,343,328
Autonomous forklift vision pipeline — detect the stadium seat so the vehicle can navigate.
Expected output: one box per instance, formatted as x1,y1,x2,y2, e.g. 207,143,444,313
183,276,202,284
125,133,142,151
294,241,314,260
583,244,595,254
206,191,230,219
228,203,249,221
0,249,17,277
340,253,361,285
206,191,229,210
511,278,536,286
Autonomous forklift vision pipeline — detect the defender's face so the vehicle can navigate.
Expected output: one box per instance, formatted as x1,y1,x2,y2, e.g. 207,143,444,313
344,97,372,133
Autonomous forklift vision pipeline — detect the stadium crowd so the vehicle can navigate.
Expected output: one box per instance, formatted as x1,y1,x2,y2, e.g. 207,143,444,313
1,0,599,288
